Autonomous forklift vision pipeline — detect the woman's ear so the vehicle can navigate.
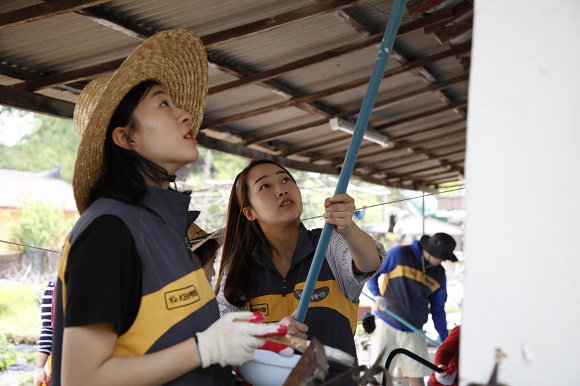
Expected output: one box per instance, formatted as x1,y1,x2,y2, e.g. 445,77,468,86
112,127,133,150
242,207,254,221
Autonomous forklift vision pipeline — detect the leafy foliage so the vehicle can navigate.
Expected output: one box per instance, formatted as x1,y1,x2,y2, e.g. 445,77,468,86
0,281,41,345
0,107,79,182
0,334,16,371
8,200,76,273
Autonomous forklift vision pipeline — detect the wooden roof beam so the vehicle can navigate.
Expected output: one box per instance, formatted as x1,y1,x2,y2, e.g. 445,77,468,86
353,127,466,164
45,0,360,44
434,14,473,45
354,131,466,169
387,117,465,141
298,101,467,162
0,63,86,94
241,118,329,146
15,3,343,120
209,32,379,94
337,6,455,107
0,84,74,118
10,0,358,86
370,143,465,174
374,99,468,134
384,154,465,181
407,0,448,16
405,170,464,189
370,146,465,174
423,0,473,34
428,175,465,187
276,75,472,156
10,3,466,97
196,132,415,191
245,73,468,147
201,0,361,46
333,9,371,38
309,105,466,163
304,112,464,164
0,0,111,30
0,63,39,81
11,59,124,91
376,147,465,174
196,133,338,176
203,42,471,129
387,164,458,183
75,5,153,40
209,5,465,95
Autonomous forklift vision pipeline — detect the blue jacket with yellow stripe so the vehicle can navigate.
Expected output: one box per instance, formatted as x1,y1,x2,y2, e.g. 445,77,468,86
366,240,449,342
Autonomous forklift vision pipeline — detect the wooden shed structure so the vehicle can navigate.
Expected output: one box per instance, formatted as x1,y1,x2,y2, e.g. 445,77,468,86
0,0,472,191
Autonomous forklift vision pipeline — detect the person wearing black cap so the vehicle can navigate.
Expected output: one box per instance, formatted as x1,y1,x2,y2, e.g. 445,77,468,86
366,233,458,386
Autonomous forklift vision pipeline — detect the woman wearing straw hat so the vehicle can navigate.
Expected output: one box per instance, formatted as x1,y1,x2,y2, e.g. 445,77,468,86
215,159,386,384
51,30,284,386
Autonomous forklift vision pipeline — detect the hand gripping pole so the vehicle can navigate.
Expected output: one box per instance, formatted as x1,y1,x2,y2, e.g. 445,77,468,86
295,0,408,322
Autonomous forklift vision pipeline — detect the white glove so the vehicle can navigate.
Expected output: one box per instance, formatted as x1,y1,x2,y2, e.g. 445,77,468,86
435,364,457,385
196,311,282,368
374,296,387,312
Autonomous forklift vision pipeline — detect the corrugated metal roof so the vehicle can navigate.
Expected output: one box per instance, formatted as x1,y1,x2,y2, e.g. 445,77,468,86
0,0,473,190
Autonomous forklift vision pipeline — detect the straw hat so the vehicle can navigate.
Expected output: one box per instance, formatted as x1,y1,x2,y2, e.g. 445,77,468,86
72,29,208,213
187,223,225,252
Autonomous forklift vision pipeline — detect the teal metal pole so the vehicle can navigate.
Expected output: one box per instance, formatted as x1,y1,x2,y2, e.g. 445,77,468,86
362,291,441,347
295,0,408,323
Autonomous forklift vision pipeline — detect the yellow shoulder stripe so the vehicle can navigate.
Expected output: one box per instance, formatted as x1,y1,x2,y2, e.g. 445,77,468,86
114,269,214,356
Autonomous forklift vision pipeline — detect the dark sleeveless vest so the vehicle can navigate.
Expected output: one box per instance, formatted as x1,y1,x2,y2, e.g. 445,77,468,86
52,187,231,385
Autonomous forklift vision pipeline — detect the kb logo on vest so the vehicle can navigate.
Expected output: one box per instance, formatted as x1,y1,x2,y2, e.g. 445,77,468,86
250,303,269,316
165,285,200,310
294,286,329,302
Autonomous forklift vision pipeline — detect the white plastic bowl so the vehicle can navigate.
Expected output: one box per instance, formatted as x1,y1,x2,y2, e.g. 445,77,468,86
238,349,301,386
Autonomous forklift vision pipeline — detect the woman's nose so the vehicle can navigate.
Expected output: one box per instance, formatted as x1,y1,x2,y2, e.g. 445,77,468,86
179,108,192,124
277,191,288,197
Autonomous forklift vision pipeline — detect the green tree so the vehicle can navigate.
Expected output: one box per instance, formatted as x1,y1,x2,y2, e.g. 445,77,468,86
8,200,76,274
0,107,78,182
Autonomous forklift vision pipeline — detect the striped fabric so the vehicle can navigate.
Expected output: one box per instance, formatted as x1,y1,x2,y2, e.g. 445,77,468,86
37,281,55,355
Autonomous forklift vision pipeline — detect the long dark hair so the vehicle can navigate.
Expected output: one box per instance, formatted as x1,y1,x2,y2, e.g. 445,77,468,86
215,159,296,306
90,80,184,206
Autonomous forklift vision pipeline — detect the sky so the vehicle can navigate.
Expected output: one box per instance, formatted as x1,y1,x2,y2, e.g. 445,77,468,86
0,109,36,146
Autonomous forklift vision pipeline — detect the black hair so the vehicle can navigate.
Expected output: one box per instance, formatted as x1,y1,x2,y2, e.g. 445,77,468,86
194,239,220,267
89,80,187,206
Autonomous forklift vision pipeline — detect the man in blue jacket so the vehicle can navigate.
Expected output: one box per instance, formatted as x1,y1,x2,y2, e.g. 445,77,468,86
367,233,458,386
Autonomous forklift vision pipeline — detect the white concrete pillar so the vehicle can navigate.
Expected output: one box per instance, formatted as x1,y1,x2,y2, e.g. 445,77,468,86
463,0,580,384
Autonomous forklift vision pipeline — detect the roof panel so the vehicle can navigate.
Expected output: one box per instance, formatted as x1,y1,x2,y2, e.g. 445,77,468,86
103,0,313,35
0,0,473,190
211,12,363,73
0,14,139,73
